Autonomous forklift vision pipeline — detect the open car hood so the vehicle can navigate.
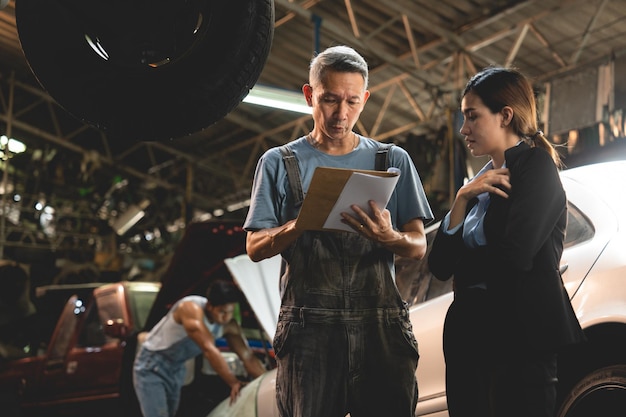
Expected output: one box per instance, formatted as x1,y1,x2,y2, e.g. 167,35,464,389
225,254,282,340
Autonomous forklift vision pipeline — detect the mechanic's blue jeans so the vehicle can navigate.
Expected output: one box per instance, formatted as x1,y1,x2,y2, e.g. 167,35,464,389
274,306,419,417
133,347,187,417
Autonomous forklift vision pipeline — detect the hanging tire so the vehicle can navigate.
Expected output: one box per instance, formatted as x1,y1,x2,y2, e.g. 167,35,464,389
557,365,626,417
15,0,274,143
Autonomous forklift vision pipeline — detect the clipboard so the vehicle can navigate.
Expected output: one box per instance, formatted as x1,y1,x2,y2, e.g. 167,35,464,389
295,166,400,232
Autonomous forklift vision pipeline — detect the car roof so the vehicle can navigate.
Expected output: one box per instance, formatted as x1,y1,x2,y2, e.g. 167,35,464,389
561,160,626,185
561,161,626,217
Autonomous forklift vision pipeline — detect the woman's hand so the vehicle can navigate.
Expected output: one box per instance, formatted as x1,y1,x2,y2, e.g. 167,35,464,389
447,168,511,230
458,168,511,201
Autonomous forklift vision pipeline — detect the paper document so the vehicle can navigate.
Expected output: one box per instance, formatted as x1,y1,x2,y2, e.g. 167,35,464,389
295,166,400,233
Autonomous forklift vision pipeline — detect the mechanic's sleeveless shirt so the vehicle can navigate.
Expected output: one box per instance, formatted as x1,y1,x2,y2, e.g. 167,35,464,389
142,295,224,361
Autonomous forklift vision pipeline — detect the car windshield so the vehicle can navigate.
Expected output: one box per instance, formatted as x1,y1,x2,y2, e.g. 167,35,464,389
127,287,160,330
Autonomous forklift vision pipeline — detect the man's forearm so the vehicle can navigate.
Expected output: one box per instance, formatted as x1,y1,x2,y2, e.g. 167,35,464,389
246,220,302,261
243,355,267,378
378,230,427,259
204,350,240,387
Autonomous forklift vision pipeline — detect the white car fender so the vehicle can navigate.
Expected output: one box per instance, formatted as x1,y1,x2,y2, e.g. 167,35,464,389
570,270,626,329
410,293,451,416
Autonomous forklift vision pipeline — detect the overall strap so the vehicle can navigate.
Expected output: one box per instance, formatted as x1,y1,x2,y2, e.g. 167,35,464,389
281,142,394,207
375,143,394,171
279,145,304,207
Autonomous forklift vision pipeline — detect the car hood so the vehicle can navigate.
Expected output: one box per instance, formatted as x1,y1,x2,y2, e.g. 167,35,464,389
225,254,282,341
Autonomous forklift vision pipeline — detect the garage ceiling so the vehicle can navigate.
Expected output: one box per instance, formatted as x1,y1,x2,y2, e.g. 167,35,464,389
0,0,625,258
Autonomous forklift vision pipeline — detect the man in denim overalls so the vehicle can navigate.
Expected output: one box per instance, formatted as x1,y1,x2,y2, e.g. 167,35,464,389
133,280,266,417
244,45,433,417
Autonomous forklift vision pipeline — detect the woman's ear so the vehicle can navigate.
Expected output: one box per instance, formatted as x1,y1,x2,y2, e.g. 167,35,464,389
500,106,513,127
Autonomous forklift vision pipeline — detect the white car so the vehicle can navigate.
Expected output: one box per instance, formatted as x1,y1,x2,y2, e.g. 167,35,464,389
213,160,626,417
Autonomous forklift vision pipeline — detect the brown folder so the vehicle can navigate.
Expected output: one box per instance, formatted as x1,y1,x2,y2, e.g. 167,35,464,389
295,166,400,232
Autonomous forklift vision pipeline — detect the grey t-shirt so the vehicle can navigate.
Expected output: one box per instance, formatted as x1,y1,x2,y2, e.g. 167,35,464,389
244,135,433,231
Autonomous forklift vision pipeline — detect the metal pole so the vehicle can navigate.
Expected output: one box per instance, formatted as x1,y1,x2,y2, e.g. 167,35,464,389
0,72,15,259
0,155,8,259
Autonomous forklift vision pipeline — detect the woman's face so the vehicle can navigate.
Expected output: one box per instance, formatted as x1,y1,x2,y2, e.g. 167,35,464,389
459,92,508,159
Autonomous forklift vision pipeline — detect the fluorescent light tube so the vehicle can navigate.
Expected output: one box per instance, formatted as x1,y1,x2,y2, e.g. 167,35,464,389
243,85,312,114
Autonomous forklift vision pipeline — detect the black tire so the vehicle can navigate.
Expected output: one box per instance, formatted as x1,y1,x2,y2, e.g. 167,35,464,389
16,0,274,143
557,365,626,417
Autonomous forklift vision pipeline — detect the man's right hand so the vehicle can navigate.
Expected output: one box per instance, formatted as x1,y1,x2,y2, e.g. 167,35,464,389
229,380,246,405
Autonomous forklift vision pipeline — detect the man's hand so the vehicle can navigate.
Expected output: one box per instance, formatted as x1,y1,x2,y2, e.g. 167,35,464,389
341,200,396,242
228,380,247,405
340,200,427,259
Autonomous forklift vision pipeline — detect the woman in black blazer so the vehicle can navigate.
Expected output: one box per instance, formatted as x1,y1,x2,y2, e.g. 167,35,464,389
427,67,585,417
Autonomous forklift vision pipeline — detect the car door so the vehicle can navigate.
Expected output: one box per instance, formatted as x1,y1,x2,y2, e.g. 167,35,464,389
559,177,617,298
36,292,124,411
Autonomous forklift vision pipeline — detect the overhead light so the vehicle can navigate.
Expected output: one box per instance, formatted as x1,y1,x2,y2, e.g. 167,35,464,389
112,198,150,236
84,34,109,61
0,135,26,155
0,180,13,194
243,85,312,114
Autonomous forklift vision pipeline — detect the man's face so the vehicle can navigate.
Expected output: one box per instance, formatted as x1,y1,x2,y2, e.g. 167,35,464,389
206,302,236,325
304,70,370,141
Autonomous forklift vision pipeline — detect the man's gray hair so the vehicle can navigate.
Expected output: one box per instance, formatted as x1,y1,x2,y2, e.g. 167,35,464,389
309,45,369,89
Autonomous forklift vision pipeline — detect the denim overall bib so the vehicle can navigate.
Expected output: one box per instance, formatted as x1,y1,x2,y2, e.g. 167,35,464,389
133,297,222,417
273,146,419,417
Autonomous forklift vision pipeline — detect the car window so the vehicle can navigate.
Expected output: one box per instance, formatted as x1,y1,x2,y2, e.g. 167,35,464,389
48,295,82,362
127,287,159,330
564,202,594,248
76,302,106,347
95,289,130,344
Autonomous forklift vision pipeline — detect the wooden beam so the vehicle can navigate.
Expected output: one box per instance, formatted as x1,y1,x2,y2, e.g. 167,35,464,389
402,14,421,69
570,0,609,64
398,80,426,121
505,23,530,67
529,23,566,68
344,0,360,38
371,83,397,137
